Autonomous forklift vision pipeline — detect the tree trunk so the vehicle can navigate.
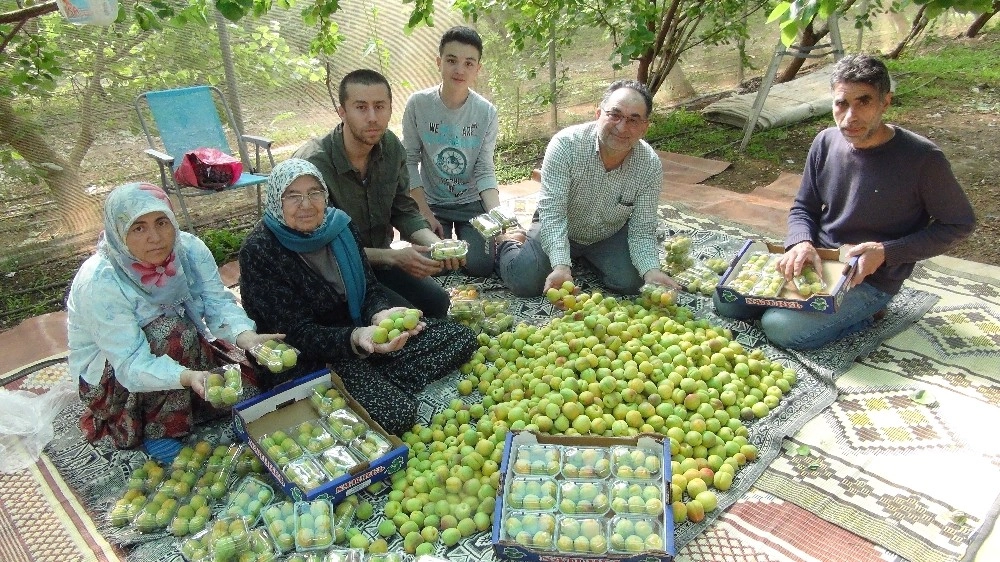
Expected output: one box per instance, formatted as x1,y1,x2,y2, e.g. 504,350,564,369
887,5,929,59
215,9,246,134
548,20,558,131
0,97,102,237
966,2,1000,37
777,22,819,84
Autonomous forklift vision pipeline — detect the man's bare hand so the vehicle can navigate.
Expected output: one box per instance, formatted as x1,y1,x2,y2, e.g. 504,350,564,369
392,246,443,278
643,270,682,291
845,242,886,287
777,241,823,281
422,211,444,238
543,266,573,293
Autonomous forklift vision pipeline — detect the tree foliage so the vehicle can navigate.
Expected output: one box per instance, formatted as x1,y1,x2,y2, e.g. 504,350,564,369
767,0,995,49
0,0,327,234
411,0,770,97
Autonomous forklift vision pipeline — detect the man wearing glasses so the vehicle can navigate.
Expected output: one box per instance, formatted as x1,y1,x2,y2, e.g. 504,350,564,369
496,79,678,297
294,69,460,318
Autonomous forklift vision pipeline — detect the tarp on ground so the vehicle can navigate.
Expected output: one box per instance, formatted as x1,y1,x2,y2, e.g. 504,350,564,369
702,65,834,130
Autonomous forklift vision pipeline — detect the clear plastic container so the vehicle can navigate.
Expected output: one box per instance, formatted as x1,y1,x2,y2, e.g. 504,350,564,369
250,340,300,374
169,492,213,537
488,206,521,229
511,444,561,477
501,510,557,550
125,459,166,494
261,500,297,554
555,515,608,555
205,364,244,408
285,554,323,562
282,455,328,492
610,446,663,480
204,444,240,473
220,474,274,526
246,527,279,562
608,515,665,553
294,499,336,552
205,515,251,562
429,239,469,260
350,431,392,462
171,442,211,473
234,447,263,477
793,264,828,296
317,445,360,480
447,299,483,322
177,527,213,562
470,214,503,238
558,480,610,515
609,480,665,516
132,489,181,533
481,313,514,336
561,447,611,480
448,284,480,300
368,554,409,562
292,419,338,455
257,429,304,467
109,489,145,528
324,548,366,562
505,476,558,511
310,383,348,417
324,409,369,442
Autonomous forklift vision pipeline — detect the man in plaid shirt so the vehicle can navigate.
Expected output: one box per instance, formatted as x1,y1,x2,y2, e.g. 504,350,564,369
496,79,678,297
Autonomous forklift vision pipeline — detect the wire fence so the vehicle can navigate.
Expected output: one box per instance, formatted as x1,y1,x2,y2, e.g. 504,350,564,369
0,1,982,267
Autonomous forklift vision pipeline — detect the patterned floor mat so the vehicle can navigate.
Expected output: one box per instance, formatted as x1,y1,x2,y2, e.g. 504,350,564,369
7,202,981,562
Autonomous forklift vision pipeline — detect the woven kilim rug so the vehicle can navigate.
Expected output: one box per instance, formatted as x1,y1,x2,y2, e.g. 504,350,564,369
4,202,977,562
754,258,1000,562
0,358,124,562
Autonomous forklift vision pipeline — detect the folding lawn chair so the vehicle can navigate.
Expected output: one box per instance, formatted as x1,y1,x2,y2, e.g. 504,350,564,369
135,85,275,232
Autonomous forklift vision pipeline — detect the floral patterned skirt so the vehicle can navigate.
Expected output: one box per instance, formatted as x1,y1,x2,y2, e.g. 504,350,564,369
79,314,214,449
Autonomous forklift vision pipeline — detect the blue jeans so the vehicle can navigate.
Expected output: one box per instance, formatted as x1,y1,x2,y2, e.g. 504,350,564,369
429,201,495,278
712,281,894,350
497,220,643,297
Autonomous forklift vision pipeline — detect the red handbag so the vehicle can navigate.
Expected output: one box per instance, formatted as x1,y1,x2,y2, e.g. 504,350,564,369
174,147,243,191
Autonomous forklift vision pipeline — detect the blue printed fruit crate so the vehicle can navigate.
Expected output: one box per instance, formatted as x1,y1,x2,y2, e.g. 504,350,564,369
715,240,858,314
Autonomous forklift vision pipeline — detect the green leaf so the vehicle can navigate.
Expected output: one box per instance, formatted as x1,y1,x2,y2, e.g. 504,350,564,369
795,445,811,456
767,1,792,24
780,22,799,47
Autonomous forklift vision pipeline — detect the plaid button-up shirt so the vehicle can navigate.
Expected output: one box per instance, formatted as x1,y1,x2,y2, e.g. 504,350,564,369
537,121,663,275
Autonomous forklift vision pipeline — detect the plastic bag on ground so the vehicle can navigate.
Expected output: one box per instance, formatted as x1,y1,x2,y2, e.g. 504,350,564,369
0,381,78,474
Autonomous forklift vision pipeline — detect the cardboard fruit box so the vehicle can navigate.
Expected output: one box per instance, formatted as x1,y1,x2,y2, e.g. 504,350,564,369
715,239,859,314
492,430,675,562
233,368,408,503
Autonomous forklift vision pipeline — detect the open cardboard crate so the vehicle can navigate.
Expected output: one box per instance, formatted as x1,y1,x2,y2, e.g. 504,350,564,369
233,368,408,503
716,239,859,314
492,430,675,562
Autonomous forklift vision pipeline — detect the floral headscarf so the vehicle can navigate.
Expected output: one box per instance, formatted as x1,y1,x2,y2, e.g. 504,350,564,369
98,183,207,332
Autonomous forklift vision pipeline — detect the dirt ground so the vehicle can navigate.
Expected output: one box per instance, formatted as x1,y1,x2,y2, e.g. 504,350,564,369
2,37,999,332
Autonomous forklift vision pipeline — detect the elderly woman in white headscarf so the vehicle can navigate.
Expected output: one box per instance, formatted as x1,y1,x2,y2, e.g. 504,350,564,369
239,158,475,435
66,182,281,462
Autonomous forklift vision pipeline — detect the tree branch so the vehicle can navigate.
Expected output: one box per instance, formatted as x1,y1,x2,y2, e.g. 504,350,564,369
0,19,26,52
0,0,58,24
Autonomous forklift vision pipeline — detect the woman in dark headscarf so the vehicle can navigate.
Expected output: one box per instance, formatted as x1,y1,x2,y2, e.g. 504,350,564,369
67,182,281,462
239,159,476,435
